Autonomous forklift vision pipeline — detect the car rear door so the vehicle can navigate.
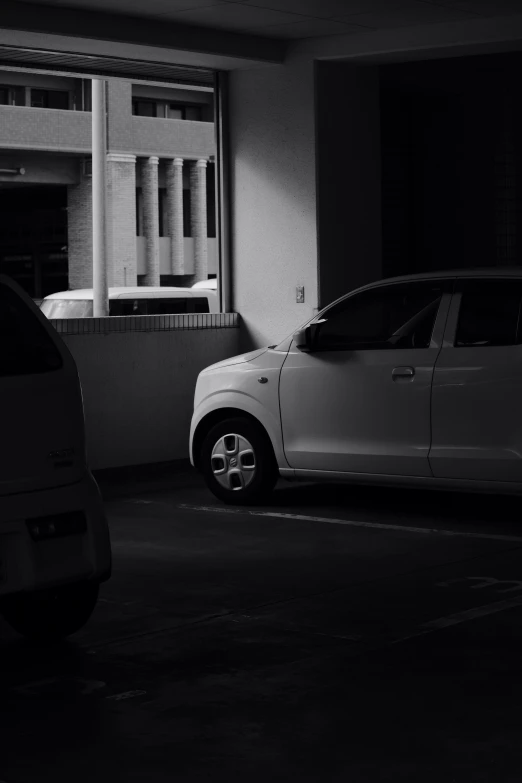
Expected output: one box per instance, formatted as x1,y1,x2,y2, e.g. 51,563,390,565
429,277,522,482
0,275,87,496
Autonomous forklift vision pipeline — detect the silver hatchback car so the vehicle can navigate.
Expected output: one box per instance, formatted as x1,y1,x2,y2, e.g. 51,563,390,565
191,268,522,504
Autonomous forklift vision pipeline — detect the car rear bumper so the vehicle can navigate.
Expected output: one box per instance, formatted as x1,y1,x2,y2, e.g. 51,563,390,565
0,472,111,597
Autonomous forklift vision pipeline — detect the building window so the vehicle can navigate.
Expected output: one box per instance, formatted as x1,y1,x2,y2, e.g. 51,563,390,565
136,188,143,236
167,104,202,121
167,105,183,120
207,162,216,238
81,79,92,112
132,99,158,117
183,190,191,237
0,85,25,106
133,98,203,121
30,89,69,110
159,189,166,237
158,188,192,237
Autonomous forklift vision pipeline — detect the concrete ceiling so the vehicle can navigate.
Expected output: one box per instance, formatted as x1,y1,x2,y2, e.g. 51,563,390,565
9,0,522,41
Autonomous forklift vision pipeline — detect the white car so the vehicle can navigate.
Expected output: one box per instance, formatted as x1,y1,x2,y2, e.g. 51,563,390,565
0,275,111,638
190,269,522,504
40,286,218,319
191,279,217,291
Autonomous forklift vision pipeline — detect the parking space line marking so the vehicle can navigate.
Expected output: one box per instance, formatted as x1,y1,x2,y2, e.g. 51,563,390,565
393,594,522,645
106,690,147,701
177,504,522,543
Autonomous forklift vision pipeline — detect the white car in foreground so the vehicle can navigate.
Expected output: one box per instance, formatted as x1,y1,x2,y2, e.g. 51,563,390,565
190,269,522,504
0,275,111,638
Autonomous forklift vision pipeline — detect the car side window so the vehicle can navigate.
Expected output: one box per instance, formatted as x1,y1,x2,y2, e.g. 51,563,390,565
147,299,187,315
109,300,122,316
187,297,210,313
117,299,148,316
454,280,522,348
313,281,447,351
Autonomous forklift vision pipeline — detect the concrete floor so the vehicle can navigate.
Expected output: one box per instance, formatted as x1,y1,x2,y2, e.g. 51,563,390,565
2,467,522,781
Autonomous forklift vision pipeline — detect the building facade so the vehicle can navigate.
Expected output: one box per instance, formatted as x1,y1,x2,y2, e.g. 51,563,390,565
0,70,216,298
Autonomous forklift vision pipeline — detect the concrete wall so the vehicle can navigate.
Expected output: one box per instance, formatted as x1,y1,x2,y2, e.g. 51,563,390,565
228,56,319,350
0,78,214,158
107,154,137,286
0,105,91,152
0,151,80,184
315,62,382,309
60,321,240,469
129,116,215,158
107,80,134,152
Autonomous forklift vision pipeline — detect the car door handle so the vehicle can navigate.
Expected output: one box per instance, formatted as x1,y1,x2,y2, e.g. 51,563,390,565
392,366,415,381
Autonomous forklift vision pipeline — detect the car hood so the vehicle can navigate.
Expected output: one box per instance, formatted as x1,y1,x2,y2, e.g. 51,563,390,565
202,347,268,372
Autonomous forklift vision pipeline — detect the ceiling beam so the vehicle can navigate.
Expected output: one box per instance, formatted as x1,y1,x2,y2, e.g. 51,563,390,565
0,0,286,65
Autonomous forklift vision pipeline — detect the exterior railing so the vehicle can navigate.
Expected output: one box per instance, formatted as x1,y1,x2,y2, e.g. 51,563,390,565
50,312,237,335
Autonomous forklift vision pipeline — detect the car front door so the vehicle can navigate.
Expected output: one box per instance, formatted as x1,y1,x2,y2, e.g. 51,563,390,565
429,277,522,482
279,279,452,476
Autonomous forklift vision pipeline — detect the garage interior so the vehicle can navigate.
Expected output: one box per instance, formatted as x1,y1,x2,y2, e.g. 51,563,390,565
316,50,522,309
380,51,522,279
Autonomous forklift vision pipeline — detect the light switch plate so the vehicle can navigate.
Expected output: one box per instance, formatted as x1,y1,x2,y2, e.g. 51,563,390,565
296,286,305,303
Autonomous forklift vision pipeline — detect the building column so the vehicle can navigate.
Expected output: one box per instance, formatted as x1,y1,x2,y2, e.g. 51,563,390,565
92,78,109,317
67,175,93,289
141,156,160,286
166,157,184,275
190,158,208,282
107,153,137,286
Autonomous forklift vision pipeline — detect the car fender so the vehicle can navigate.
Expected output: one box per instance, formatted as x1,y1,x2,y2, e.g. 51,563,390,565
190,388,291,471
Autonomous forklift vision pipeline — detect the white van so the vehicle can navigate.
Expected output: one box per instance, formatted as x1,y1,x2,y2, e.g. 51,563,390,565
0,275,111,639
40,286,218,319
191,279,217,291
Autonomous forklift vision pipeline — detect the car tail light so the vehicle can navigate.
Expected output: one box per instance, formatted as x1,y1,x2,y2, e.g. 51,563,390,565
26,511,87,541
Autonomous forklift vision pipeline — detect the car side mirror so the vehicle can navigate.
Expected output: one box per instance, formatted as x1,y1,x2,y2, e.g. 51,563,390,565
294,326,311,351
295,324,322,352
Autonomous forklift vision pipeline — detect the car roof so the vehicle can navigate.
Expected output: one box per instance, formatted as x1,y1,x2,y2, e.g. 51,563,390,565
192,279,217,289
318,267,522,316
368,268,522,285
42,287,211,300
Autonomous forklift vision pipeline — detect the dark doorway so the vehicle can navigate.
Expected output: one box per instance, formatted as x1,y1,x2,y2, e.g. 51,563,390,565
0,185,68,299
380,53,522,279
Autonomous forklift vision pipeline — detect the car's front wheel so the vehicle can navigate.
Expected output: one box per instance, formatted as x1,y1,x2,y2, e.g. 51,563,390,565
0,580,99,640
200,417,278,505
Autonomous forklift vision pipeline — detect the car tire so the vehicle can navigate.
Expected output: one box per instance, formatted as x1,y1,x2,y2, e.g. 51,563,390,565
0,581,100,640
200,417,278,505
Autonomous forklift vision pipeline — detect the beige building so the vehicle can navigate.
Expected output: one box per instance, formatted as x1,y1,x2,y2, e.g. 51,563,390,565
0,71,216,298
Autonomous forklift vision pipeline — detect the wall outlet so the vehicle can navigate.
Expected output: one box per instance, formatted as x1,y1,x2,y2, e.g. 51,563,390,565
296,286,305,303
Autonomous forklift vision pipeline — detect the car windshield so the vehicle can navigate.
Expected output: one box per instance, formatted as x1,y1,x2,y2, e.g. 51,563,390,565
40,299,93,319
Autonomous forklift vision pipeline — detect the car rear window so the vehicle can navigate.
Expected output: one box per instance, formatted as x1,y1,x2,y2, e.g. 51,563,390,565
1,283,63,376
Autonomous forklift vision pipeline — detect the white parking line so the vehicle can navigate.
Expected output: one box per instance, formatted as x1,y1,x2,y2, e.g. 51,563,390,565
393,594,522,645
106,690,147,701
178,504,522,544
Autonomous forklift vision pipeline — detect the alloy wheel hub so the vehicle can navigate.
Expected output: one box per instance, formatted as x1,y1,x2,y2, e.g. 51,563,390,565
210,433,256,491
